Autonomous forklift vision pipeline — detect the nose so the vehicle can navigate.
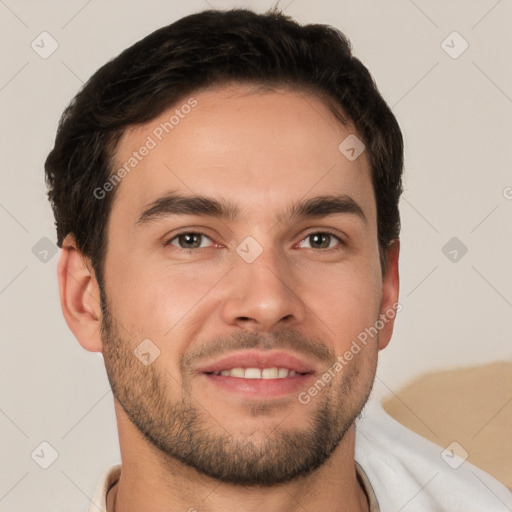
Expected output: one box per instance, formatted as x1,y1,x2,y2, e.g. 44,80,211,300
221,243,306,331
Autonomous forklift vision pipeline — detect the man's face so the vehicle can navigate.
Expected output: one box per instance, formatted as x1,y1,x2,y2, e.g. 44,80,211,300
100,83,388,485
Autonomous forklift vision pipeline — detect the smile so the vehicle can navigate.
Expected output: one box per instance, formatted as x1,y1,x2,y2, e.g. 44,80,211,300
209,367,308,379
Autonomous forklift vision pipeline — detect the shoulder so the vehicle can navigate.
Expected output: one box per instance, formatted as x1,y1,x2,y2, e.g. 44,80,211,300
355,400,512,512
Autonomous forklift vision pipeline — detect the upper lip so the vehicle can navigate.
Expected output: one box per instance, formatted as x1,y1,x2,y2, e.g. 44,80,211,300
198,350,317,374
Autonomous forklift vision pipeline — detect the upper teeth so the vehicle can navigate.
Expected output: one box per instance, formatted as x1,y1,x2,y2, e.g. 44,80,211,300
213,367,298,379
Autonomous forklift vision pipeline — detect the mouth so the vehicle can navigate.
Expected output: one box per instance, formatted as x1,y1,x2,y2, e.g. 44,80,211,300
198,349,318,398
202,367,315,398
206,366,308,379
198,349,316,374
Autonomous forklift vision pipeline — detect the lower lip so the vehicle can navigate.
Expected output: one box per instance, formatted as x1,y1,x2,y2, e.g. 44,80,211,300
202,373,315,398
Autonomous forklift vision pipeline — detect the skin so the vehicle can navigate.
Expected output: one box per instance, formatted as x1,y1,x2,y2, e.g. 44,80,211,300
58,83,400,512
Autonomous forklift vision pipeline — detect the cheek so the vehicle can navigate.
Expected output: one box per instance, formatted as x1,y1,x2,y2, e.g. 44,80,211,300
106,251,226,338
303,263,382,347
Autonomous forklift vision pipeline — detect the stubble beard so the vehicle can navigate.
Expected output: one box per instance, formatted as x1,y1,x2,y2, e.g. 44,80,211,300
100,304,377,487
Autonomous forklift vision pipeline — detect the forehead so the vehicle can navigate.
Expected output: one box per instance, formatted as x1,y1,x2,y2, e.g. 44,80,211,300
109,83,375,226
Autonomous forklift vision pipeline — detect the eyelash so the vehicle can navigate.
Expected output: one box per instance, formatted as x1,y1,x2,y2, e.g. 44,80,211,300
163,230,345,252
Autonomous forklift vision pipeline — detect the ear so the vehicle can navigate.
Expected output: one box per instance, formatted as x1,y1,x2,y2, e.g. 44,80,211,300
377,239,400,350
57,234,103,352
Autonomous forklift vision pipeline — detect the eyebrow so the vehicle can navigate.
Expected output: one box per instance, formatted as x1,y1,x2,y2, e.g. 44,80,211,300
136,191,367,227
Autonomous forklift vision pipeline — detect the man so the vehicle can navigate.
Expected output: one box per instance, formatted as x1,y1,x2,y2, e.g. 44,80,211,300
45,7,512,512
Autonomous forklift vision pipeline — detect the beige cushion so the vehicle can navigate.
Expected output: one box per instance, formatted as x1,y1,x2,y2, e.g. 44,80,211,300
382,361,512,490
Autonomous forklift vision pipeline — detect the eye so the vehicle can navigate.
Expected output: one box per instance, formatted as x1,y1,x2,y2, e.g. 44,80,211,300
165,232,215,250
298,232,343,250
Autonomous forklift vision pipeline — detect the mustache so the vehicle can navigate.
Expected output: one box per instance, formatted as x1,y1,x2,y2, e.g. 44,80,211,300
181,328,334,371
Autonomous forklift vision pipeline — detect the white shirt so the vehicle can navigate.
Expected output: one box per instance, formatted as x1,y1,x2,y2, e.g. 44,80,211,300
89,402,512,511
355,401,512,511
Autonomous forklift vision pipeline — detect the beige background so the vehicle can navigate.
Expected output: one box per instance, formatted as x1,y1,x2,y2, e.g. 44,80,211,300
0,0,511,510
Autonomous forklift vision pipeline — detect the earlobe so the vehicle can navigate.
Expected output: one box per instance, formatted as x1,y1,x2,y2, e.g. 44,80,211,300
378,239,400,351
57,235,103,352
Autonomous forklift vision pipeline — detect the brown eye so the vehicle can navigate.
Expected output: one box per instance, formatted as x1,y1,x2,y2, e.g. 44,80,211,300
299,232,343,250
167,232,213,249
